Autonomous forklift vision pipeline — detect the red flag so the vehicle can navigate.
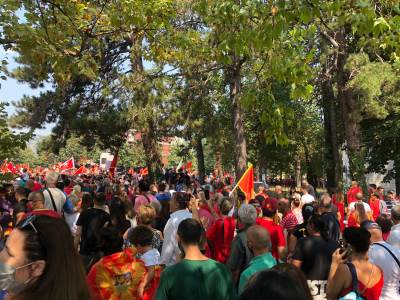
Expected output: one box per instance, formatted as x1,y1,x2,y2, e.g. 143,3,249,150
74,166,88,175
60,158,75,171
109,151,119,177
185,161,193,171
236,164,255,202
128,168,135,175
139,167,148,176
6,162,18,174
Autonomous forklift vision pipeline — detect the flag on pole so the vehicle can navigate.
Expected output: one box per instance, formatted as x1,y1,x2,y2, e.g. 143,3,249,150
235,163,255,202
185,161,193,171
60,158,75,171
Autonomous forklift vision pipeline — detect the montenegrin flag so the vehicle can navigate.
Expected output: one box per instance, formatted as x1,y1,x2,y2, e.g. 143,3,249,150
237,163,255,202
60,157,75,171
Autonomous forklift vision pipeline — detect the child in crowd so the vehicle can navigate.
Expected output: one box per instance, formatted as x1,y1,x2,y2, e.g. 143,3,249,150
129,225,161,299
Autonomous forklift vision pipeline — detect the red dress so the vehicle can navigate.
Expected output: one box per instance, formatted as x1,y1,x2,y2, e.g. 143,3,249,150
256,218,286,260
333,196,345,232
206,216,236,263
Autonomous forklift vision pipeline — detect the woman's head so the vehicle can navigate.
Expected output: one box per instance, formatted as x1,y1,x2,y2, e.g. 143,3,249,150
343,227,371,254
240,268,311,300
272,264,312,300
137,205,156,226
80,192,93,211
375,214,393,235
0,215,90,300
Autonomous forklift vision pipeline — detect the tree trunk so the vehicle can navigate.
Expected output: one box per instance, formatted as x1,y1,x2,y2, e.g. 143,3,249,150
296,157,301,189
321,62,341,190
195,136,206,184
141,118,162,183
228,65,247,179
336,29,366,190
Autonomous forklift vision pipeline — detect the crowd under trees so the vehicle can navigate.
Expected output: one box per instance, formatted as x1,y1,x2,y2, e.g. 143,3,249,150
0,1,399,191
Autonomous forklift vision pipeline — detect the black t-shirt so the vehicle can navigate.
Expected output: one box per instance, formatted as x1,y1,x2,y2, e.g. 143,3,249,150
293,222,308,240
321,212,340,241
13,199,28,226
76,208,110,255
293,236,338,300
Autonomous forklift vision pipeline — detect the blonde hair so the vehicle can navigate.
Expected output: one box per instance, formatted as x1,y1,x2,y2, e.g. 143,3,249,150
137,205,156,225
46,171,59,184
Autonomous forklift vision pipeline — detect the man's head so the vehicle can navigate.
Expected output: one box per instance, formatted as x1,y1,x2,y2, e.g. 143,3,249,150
94,192,106,206
377,186,384,195
219,198,233,216
361,220,383,243
301,180,309,188
355,192,364,201
275,185,282,195
128,225,153,254
351,181,358,188
246,225,271,256
28,191,45,210
262,198,278,218
391,205,400,225
138,180,150,193
45,171,59,186
368,184,377,194
277,197,290,214
177,218,203,249
387,190,396,201
238,204,257,226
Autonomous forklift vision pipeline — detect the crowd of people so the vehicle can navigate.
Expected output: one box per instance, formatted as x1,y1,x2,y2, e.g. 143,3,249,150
0,170,399,300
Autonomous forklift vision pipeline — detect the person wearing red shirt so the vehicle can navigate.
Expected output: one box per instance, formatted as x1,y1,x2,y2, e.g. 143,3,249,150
206,198,236,263
369,192,381,221
332,188,345,232
256,198,286,260
347,181,362,205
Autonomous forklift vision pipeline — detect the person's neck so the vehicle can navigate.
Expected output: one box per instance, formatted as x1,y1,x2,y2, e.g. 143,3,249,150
94,203,105,209
351,252,369,261
47,184,56,188
253,248,269,257
182,245,208,261
140,245,152,254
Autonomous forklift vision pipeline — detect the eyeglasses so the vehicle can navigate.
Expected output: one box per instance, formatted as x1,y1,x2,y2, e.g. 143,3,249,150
17,215,38,233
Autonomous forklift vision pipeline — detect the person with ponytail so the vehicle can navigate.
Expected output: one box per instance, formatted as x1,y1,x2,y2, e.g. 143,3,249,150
291,214,339,300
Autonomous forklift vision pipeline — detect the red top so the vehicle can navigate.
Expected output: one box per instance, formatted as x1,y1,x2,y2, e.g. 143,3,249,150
340,268,384,300
347,212,360,228
206,216,236,263
347,187,361,204
256,218,286,260
28,209,61,219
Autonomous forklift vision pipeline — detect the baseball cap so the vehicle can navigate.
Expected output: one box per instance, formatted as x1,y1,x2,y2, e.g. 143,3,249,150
262,198,278,214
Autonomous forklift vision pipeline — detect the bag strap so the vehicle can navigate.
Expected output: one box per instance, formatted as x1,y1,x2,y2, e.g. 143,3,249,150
372,242,400,268
143,193,151,204
346,262,359,293
45,188,58,212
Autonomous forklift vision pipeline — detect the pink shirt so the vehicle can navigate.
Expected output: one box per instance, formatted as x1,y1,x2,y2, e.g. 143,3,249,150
134,194,157,213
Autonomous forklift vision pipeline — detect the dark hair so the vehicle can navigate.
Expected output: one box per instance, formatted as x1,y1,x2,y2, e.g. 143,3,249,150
99,227,123,256
56,181,65,190
343,227,371,253
128,225,153,247
369,184,377,189
301,203,314,223
174,192,190,210
139,180,150,193
94,192,106,205
375,214,393,234
272,264,313,300
81,193,93,211
240,269,310,300
177,218,202,245
158,182,166,192
15,186,28,198
392,205,400,222
109,198,128,235
219,198,233,215
307,214,329,240
17,216,90,300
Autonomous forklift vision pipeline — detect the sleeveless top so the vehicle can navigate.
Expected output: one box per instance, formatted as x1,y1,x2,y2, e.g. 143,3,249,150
340,267,384,300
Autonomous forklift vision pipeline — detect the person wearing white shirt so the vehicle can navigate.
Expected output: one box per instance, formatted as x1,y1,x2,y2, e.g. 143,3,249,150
363,221,400,300
301,186,314,204
388,205,400,249
160,192,192,266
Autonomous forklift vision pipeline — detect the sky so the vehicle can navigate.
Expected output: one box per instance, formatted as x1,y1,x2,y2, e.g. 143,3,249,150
0,47,53,137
